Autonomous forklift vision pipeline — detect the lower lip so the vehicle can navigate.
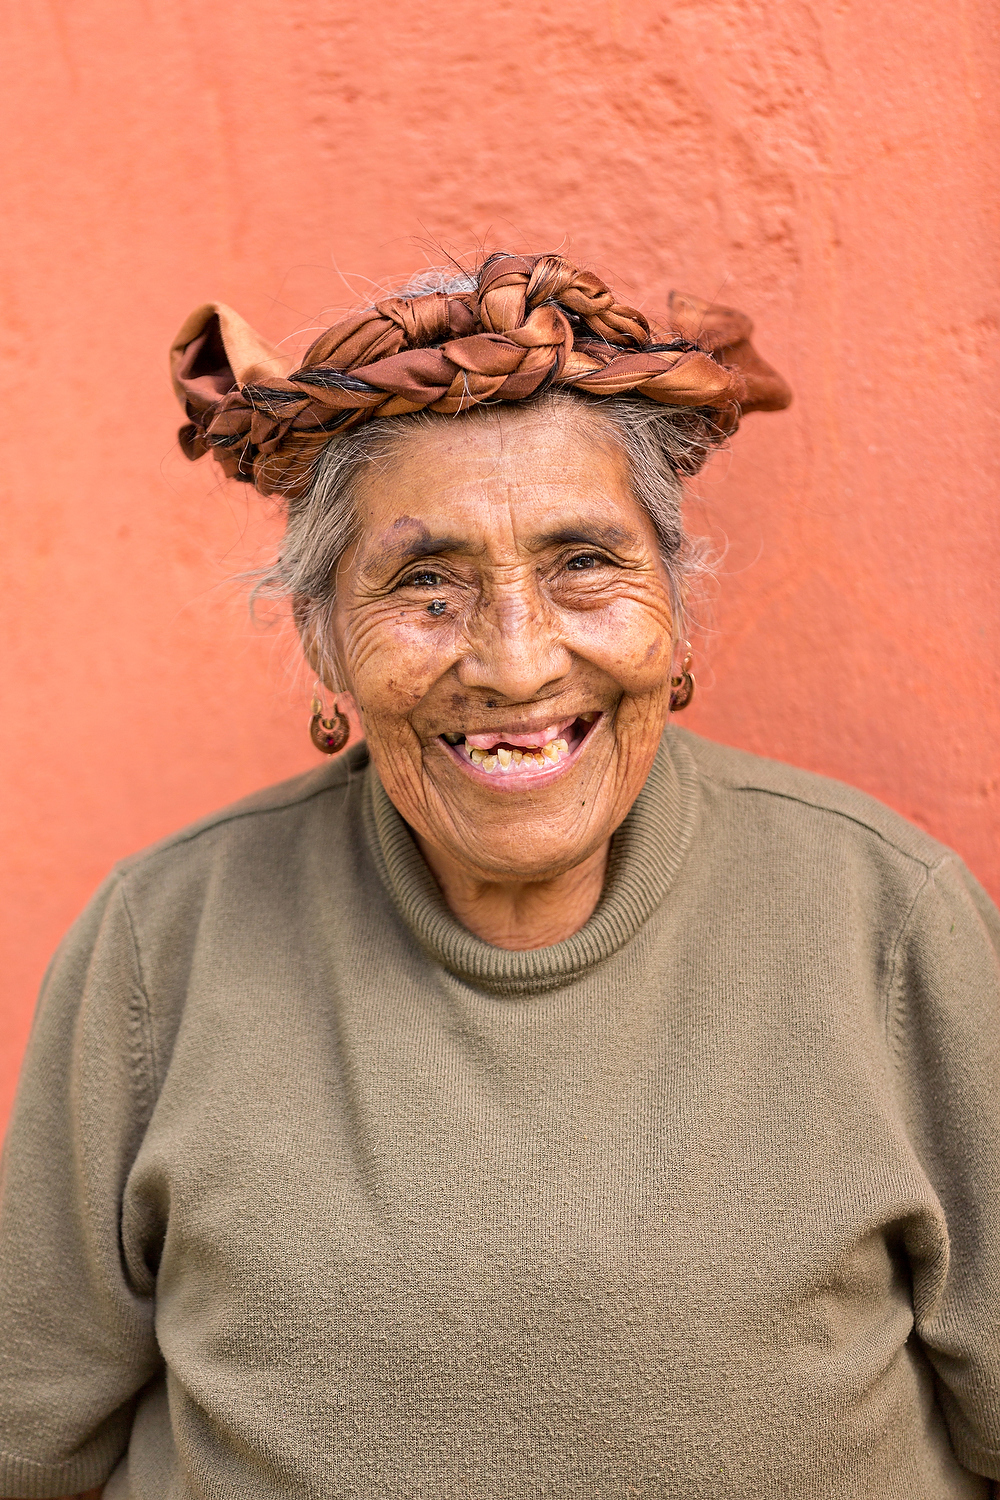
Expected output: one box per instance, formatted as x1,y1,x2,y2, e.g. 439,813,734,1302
437,716,601,788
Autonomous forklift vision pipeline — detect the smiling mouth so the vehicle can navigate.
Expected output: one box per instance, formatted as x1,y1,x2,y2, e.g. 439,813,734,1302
437,713,600,780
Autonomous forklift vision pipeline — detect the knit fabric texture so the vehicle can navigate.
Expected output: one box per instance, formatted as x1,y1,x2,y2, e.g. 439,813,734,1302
0,728,998,1499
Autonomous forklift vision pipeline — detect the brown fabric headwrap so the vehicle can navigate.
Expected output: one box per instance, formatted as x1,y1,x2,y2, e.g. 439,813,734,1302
170,253,792,499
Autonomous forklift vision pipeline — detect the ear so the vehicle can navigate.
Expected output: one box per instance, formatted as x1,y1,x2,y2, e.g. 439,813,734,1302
169,303,295,415
294,596,352,698
295,600,325,681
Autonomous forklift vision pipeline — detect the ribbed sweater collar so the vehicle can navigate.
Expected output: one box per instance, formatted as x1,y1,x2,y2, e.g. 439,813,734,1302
362,729,700,995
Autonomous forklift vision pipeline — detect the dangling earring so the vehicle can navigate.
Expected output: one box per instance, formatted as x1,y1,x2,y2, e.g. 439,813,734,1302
669,644,695,712
309,684,350,755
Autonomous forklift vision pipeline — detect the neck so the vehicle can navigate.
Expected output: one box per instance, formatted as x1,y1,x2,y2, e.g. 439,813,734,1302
415,838,611,950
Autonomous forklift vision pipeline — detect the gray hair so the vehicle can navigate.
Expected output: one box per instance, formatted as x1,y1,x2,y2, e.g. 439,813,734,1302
253,273,721,688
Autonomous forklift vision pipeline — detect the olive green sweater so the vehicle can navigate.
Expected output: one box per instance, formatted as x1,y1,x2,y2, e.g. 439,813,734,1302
1,729,999,1499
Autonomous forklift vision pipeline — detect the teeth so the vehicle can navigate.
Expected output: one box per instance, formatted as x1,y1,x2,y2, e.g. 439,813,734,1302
464,736,575,772
579,712,597,723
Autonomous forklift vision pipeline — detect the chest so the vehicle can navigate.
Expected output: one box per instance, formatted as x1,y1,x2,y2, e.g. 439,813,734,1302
131,924,924,1367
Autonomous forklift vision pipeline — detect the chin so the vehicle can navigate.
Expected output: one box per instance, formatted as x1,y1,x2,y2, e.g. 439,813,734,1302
435,820,607,885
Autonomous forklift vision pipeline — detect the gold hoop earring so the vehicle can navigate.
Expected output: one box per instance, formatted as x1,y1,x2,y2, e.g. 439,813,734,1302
669,647,695,713
309,686,350,755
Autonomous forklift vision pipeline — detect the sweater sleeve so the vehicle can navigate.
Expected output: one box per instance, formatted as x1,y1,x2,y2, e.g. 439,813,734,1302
0,876,162,1499
889,855,1000,1483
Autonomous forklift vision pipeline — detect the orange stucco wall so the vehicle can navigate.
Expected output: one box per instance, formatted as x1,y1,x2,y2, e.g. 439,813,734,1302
2,1,998,1129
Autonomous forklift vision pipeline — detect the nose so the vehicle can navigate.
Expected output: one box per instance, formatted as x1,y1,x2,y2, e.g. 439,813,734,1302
454,581,573,703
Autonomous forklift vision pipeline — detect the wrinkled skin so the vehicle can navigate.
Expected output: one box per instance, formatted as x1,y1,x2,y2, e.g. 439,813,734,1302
321,404,679,949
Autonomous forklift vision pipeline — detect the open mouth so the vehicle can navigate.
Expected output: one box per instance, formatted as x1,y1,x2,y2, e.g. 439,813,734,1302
437,712,600,781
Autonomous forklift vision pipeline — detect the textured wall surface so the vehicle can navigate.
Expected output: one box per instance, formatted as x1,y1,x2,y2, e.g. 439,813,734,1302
2,0,997,1127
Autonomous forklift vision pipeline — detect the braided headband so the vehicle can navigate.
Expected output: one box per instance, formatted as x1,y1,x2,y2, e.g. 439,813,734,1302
170,253,791,499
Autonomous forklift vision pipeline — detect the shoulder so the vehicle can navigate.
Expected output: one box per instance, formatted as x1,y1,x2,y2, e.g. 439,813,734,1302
673,727,953,874
114,742,370,892
96,744,373,1054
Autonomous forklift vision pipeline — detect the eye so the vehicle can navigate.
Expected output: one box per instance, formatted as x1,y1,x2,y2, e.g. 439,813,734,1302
399,568,444,589
565,552,607,571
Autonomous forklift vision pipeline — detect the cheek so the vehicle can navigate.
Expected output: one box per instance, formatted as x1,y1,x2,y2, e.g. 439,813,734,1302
568,591,674,689
336,604,455,711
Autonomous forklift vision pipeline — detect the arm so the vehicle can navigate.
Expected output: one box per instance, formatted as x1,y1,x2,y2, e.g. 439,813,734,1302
889,857,1000,1486
0,877,162,1498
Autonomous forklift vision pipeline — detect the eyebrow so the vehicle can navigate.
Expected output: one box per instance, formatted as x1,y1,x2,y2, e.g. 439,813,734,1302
358,531,475,581
394,527,632,556
361,520,636,578
526,524,635,551
395,533,470,559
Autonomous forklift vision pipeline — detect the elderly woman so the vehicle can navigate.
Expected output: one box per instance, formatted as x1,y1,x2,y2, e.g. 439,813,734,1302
1,252,998,1500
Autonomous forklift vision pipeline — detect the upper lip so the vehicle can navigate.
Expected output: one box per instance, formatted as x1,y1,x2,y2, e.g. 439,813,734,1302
437,712,598,749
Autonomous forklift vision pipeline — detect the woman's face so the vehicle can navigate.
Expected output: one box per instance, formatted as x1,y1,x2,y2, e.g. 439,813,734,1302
328,404,677,883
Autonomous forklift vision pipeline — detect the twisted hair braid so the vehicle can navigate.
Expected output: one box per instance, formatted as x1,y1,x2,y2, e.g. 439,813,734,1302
171,252,791,499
